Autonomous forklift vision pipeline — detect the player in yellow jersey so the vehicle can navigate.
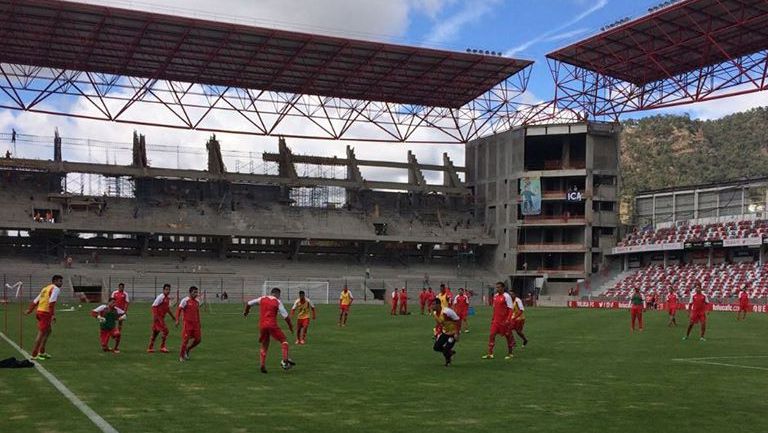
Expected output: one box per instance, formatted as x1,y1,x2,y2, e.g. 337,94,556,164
437,284,452,309
290,291,316,344
509,290,528,347
25,275,63,361
432,299,460,366
338,286,354,327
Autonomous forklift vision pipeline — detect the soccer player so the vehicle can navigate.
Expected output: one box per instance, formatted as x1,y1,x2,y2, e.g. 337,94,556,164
419,288,428,315
666,288,679,327
629,287,645,333
111,282,130,330
482,282,515,360
736,284,751,321
176,286,202,362
148,283,176,353
437,284,452,309
390,288,399,316
684,285,709,341
509,290,528,346
338,286,353,326
432,299,460,366
425,287,436,308
91,298,125,353
25,275,63,361
453,288,470,333
244,287,295,374
290,290,316,345
398,288,408,315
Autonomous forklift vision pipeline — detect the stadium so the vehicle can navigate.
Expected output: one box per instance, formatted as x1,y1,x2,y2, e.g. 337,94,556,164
1,0,767,432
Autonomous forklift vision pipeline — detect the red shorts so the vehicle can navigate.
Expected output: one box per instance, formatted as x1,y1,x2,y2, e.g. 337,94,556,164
340,304,350,313
99,328,120,347
297,318,310,328
259,326,287,344
36,311,53,332
739,302,750,312
455,308,468,320
489,321,509,337
510,318,525,331
689,311,707,324
182,324,201,340
667,305,677,315
152,316,168,334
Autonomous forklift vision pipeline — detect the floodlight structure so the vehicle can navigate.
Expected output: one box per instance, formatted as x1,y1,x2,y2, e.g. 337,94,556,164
0,0,536,144
547,0,768,121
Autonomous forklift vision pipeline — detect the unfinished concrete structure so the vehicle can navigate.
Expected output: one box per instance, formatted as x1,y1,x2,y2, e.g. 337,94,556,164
466,122,621,295
0,133,490,271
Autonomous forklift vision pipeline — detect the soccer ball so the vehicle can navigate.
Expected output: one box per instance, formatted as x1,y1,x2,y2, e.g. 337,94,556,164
280,360,292,371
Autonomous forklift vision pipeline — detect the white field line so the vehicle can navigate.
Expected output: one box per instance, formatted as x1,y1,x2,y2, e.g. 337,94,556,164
0,332,120,433
672,355,768,371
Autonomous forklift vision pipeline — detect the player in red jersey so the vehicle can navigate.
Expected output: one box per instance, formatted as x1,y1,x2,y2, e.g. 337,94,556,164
148,283,176,353
176,286,202,362
684,285,709,341
398,288,408,315
91,298,125,353
666,288,679,327
244,287,295,374
25,275,63,361
482,282,515,360
390,289,399,315
453,288,470,333
111,282,130,331
418,288,428,315
629,287,645,333
736,284,751,321
290,290,316,345
425,287,436,308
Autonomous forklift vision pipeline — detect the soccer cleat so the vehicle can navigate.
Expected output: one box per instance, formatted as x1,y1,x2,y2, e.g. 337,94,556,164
285,358,296,366
112,349,121,354
39,353,52,359
160,347,169,353
522,339,528,347
699,337,706,342
481,354,494,359
102,347,111,352
147,348,155,353
260,366,268,374
280,360,293,370
184,351,190,360
464,329,470,333
32,355,46,361
504,354,514,360
682,336,688,340
179,357,186,362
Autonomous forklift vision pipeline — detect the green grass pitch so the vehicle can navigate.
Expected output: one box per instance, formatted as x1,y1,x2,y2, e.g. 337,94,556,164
1,303,767,433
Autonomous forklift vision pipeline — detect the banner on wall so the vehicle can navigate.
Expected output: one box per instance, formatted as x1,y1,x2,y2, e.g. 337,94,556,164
520,177,541,216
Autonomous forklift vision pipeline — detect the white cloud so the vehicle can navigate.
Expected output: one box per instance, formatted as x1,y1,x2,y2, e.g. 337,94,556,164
0,0,473,181
505,0,607,56
423,0,502,46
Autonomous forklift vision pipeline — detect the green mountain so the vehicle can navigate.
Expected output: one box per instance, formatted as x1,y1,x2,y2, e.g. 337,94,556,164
620,108,768,204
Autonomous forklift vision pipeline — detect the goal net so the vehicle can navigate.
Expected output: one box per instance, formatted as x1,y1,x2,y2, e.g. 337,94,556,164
260,281,331,304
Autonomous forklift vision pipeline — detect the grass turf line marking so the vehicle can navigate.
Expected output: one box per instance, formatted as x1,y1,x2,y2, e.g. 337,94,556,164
0,332,120,433
672,356,768,372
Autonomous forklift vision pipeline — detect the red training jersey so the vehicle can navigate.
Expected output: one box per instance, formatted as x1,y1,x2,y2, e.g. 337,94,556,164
454,294,469,310
689,293,708,313
248,296,289,329
178,296,200,327
666,293,678,306
491,292,514,324
152,293,171,318
426,291,435,303
398,291,407,302
112,289,129,311
739,290,749,304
